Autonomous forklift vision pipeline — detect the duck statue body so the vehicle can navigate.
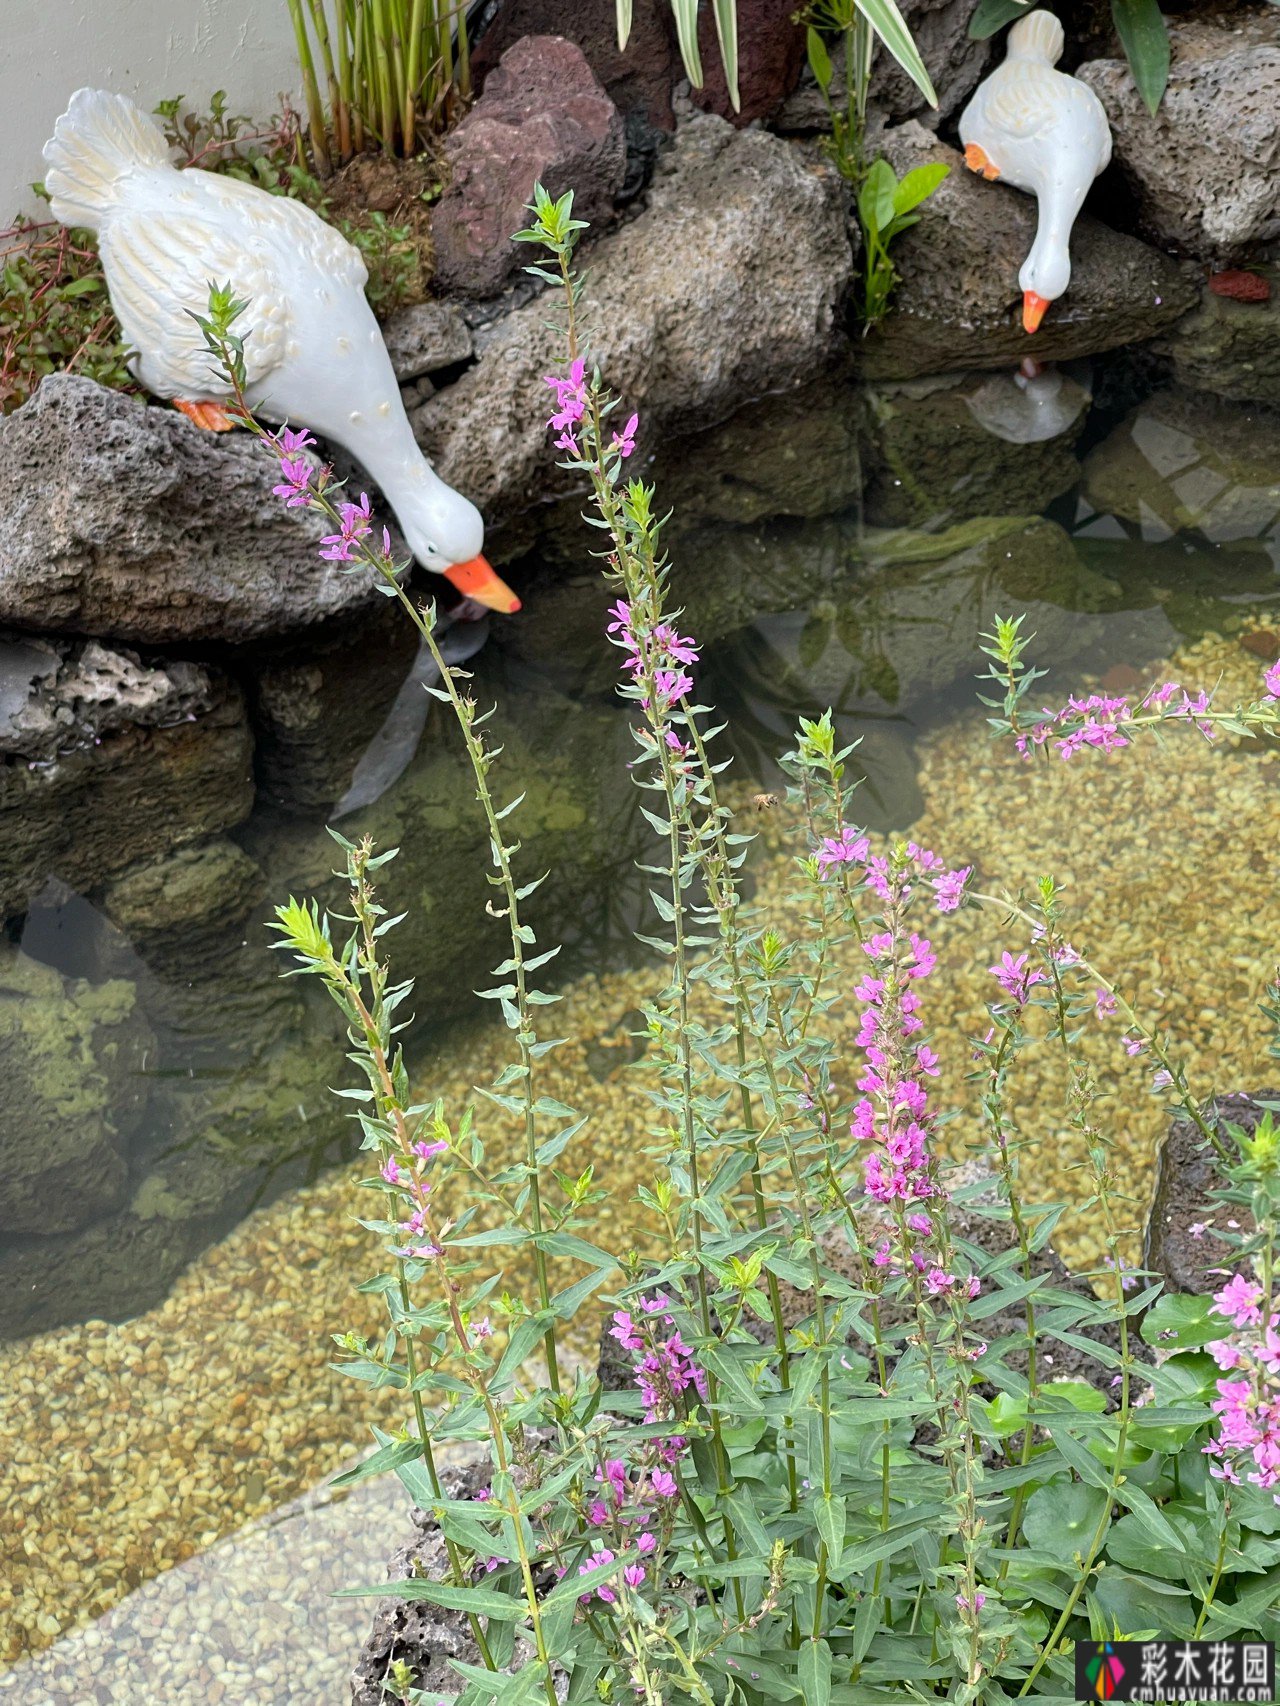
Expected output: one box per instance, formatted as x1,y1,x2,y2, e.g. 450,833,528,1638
42,88,518,612
959,11,1111,334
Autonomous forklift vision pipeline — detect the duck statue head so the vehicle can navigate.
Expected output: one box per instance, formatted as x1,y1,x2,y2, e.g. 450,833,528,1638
41,87,520,613
958,10,1112,334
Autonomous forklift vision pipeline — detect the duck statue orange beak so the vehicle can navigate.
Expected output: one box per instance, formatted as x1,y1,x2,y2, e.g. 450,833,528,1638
1022,291,1050,334
443,554,521,614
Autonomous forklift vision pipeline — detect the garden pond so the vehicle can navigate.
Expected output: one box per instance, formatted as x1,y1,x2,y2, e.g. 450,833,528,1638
2,365,1279,1702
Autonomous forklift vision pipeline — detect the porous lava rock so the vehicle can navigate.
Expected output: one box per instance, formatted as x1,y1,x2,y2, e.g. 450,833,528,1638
1155,268,1280,409
432,35,626,298
0,376,386,645
1079,12,1280,263
1144,1093,1275,1296
0,640,253,922
415,114,851,529
870,0,992,126
860,123,1196,381
471,0,679,130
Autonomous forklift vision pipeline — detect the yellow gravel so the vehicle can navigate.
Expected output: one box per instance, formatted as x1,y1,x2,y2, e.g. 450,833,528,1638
1,620,1276,1696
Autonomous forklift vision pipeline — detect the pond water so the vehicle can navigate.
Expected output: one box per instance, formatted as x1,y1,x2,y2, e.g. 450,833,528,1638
2,362,1279,1701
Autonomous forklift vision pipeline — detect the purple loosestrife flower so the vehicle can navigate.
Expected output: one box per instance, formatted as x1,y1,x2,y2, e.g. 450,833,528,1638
609,412,639,458
1265,659,1280,700
272,457,315,507
1095,988,1118,1019
320,493,375,562
931,865,971,912
990,951,1045,1006
544,358,588,455
817,826,871,876
272,426,316,456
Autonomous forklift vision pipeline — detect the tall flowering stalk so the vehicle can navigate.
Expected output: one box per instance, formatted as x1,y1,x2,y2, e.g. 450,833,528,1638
202,196,1280,1700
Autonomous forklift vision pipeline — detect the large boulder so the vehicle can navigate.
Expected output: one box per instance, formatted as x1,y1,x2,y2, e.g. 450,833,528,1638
1079,13,1280,264
1082,388,1280,544
1155,268,1280,409
0,949,152,1235
415,114,851,531
432,36,627,298
0,376,382,645
0,637,254,922
859,123,1196,381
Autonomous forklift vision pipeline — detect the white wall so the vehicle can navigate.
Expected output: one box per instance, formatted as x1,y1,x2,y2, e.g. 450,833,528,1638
2,0,305,219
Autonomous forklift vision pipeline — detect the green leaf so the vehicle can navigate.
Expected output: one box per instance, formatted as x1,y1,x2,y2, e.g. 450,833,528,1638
1112,0,1170,114
669,0,704,88
798,1636,833,1704
1142,1290,1219,1350
815,1493,847,1561
893,161,949,216
335,1578,522,1618
616,0,633,50
855,0,938,105
968,0,1034,39
1023,1479,1110,1556
858,158,898,238
712,0,740,110
807,25,834,92
329,1436,423,1488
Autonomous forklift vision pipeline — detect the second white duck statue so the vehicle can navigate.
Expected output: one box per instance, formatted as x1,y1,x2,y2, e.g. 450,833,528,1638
43,88,519,613
959,11,1111,335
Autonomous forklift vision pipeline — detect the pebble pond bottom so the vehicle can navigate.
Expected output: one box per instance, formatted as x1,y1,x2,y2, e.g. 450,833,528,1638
2,621,1279,1703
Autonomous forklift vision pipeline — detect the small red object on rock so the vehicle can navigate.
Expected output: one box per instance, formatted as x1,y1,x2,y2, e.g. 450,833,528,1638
1208,269,1271,304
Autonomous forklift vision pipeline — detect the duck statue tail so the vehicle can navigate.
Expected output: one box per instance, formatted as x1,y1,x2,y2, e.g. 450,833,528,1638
42,89,170,231
1006,10,1065,65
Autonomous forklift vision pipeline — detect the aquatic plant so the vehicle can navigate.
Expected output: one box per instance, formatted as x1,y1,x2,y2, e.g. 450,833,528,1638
202,190,1280,1702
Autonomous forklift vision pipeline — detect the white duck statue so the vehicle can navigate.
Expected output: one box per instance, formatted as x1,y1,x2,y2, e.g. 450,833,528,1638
42,88,519,613
959,11,1111,334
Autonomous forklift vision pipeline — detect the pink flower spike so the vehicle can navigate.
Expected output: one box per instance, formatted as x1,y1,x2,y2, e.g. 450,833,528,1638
610,412,639,458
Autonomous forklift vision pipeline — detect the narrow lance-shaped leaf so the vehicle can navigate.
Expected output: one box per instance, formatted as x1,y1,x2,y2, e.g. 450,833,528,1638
1112,0,1169,115
855,0,938,106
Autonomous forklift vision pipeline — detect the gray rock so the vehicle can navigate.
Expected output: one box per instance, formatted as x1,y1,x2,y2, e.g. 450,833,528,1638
0,649,253,923
860,368,1088,528
860,123,1196,381
350,1456,494,1705
0,949,153,1235
1082,388,1280,543
0,635,215,763
870,0,993,126
1144,1093,1276,1296
100,839,265,972
1155,267,1280,408
415,113,852,531
0,1211,200,1338
432,35,627,298
1079,13,1280,263
382,301,475,383
0,376,386,645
